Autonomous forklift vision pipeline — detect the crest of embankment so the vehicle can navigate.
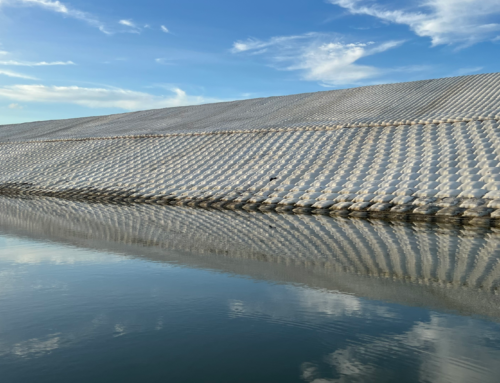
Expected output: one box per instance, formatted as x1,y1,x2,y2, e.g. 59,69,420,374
2,73,500,223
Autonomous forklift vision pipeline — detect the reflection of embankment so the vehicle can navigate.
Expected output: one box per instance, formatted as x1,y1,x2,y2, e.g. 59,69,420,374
1,196,499,319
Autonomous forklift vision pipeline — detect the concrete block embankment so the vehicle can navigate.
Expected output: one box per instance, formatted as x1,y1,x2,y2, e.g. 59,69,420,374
2,73,500,224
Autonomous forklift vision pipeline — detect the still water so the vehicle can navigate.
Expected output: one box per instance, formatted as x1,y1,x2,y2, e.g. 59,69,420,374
1,196,500,382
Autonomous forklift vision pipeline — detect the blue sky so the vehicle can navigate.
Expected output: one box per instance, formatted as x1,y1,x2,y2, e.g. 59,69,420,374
0,0,499,125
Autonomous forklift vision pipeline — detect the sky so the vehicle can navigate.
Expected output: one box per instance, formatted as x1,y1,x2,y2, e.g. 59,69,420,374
0,0,499,125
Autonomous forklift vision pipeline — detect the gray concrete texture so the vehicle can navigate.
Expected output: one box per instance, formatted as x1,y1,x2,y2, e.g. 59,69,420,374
2,73,500,222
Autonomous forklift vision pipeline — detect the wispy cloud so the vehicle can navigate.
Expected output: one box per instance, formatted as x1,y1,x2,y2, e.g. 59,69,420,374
8,103,23,109
0,84,222,110
0,0,111,34
0,69,36,79
232,33,403,86
118,19,143,34
453,66,484,76
231,34,310,53
0,60,75,66
119,19,135,28
161,25,169,33
155,58,174,65
328,0,500,47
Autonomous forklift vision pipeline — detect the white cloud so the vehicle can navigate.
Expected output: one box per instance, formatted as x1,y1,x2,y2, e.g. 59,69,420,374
0,0,111,34
0,69,36,79
0,60,75,66
11,0,68,13
231,34,310,53
290,40,402,85
0,84,222,110
161,25,169,33
119,19,135,28
232,33,403,86
8,103,22,109
119,19,142,33
328,0,500,47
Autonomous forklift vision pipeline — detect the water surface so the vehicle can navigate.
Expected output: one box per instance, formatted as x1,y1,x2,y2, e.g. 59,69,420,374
1,196,500,383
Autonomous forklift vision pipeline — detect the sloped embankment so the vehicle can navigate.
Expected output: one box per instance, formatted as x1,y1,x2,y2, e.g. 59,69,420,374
2,73,500,224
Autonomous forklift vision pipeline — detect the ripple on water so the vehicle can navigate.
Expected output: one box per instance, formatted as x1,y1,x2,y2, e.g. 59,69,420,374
0,197,499,382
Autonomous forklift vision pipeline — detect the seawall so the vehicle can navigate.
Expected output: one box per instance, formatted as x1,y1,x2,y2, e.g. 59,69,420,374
2,73,500,224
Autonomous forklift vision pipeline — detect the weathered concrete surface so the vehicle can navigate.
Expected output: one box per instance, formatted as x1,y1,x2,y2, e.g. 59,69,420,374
2,73,500,223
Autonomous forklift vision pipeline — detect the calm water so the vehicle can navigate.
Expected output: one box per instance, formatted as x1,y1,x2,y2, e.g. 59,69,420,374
1,197,500,382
